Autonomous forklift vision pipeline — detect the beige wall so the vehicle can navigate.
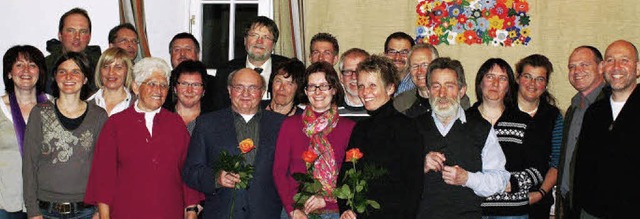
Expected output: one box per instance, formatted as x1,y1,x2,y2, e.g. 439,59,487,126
302,0,640,112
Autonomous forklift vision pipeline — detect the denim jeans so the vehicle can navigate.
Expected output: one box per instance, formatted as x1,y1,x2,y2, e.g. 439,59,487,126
39,205,95,219
0,209,27,219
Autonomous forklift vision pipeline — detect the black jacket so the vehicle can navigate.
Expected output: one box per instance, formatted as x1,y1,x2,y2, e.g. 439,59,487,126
338,101,423,218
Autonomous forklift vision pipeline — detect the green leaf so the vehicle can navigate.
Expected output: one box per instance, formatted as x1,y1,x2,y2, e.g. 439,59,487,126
334,184,352,199
356,204,366,213
367,200,380,209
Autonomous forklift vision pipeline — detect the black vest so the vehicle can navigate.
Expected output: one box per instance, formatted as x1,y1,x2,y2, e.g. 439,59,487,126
416,112,491,219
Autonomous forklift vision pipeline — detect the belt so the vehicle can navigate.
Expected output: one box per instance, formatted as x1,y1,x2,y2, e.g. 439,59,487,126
38,200,93,215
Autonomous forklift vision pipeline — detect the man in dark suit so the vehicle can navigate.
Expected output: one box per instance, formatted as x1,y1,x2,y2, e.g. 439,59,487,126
556,45,605,219
211,16,289,111
182,68,286,218
573,39,639,218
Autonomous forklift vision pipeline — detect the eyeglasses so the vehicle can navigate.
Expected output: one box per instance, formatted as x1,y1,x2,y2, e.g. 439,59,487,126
519,73,547,84
115,38,139,45
410,62,430,71
305,84,332,92
142,81,169,89
341,70,357,76
386,49,410,57
177,81,203,89
246,33,275,42
230,84,263,94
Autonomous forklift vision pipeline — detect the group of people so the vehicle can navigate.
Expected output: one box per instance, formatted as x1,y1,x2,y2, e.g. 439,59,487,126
0,6,635,219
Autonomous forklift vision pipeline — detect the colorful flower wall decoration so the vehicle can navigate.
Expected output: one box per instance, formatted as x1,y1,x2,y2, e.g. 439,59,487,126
415,0,531,47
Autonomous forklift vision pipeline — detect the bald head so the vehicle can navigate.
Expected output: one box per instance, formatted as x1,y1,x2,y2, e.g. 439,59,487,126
227,68,266,114
602,40,640,101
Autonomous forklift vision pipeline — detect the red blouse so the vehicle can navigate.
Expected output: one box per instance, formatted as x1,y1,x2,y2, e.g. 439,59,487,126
84,107,203,218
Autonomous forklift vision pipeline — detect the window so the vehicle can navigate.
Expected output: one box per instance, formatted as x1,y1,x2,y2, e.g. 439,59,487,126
190,0,272,76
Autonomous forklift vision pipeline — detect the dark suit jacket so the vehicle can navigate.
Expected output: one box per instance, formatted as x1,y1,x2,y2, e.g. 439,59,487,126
182,108,286,219
573,84,639,218
211,54,290,111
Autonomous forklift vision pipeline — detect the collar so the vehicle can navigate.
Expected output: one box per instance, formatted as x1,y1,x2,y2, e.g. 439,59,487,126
232,107,263,122
431,105,466,124
571,82,605,108
134,100,161,114
88,88,132,106
246,57,272,71
343,95,363,107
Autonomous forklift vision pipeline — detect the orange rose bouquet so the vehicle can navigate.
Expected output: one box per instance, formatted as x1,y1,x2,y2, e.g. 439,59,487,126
334,148,382,214
214,138,256,219
291,149,324,219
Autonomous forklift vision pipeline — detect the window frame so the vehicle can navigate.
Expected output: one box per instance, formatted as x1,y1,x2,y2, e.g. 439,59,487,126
189,0,273,75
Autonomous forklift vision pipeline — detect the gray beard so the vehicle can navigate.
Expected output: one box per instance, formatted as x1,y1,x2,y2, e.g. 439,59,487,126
248,52,270,62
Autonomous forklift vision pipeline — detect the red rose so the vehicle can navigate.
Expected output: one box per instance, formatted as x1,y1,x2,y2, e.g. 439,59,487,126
345,148,363,162
302,150,318,164
238,138,255,154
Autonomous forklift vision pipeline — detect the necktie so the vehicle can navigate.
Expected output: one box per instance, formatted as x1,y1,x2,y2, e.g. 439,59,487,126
254,68,263,74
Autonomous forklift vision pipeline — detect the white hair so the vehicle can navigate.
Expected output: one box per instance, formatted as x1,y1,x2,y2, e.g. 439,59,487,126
132,57,171,84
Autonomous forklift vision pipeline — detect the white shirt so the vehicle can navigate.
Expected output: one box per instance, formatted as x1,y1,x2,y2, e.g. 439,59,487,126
133,100,161,136
246,57,272,100
610,96,625,121
87,88,133,116
430,106,510,197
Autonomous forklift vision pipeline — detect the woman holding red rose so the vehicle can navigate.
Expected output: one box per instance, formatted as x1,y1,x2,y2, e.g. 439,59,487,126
273,62,356,219
338,55,423,219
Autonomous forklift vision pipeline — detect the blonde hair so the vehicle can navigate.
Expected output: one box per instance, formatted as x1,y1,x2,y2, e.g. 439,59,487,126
94,47,134,89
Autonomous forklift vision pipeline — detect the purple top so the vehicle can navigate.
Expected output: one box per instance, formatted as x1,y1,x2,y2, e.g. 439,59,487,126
273,112,355,214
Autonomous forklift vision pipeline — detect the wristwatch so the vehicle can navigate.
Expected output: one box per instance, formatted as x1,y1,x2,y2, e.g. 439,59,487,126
186,206,199,214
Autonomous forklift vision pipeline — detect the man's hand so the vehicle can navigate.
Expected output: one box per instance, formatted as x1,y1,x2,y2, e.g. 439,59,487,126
442,165,468,186
217,170,241,188
424,152,446,173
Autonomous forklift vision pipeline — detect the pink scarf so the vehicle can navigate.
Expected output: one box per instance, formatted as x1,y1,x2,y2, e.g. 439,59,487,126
302,105,339,200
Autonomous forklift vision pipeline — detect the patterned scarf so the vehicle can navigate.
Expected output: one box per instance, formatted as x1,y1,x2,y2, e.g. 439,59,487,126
302,104,340,200
9,92,48,156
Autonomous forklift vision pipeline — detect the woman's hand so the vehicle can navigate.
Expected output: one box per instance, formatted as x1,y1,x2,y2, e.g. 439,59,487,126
290,209,308,219
340,210,357,219
303,195,326,214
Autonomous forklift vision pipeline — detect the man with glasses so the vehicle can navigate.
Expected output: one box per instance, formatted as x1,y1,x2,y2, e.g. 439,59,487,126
183,68,286,218
45,7,102,95
108,23,139,61
337,48,370,121
384,32,415,97
211,16,289,111
395,44,471,117
164,32,217,113
309,32,340,66
393,43,438,118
